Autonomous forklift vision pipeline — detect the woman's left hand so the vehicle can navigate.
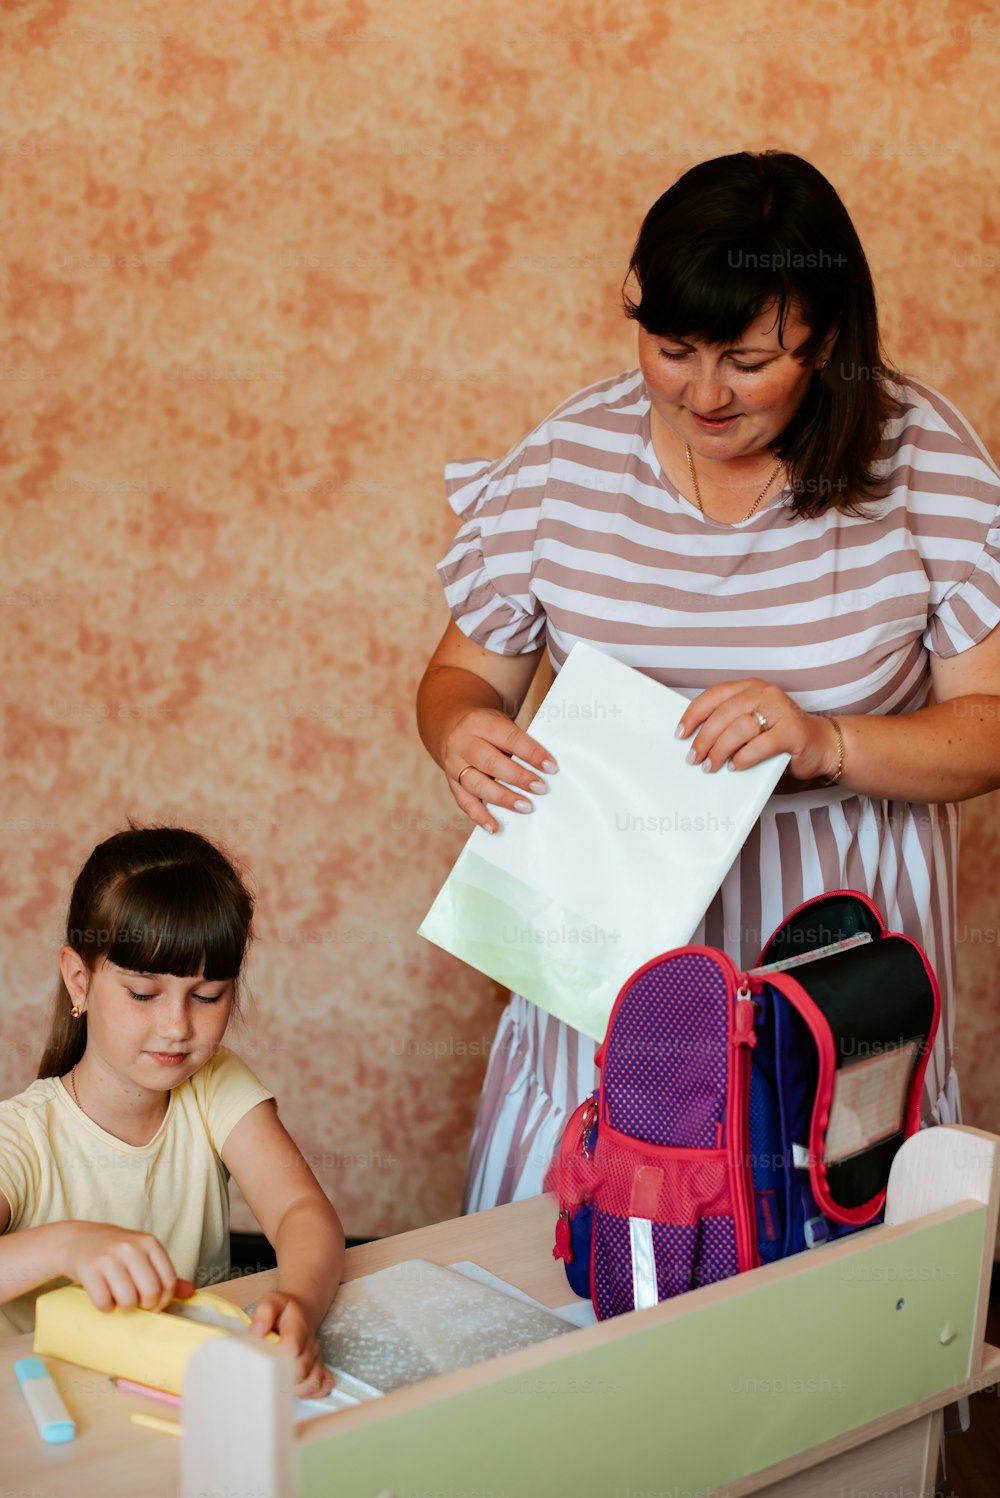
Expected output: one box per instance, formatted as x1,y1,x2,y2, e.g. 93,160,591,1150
249,1291,334,1399
677,679,842,783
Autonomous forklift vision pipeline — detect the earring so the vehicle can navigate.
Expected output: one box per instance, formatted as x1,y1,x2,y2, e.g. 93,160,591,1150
70,1005,83,1019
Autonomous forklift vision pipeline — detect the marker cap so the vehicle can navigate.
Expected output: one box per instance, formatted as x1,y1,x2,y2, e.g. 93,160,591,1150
15,1357,76,1444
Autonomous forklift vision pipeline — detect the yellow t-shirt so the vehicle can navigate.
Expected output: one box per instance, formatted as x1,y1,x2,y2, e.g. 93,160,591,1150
0,1046,273,1338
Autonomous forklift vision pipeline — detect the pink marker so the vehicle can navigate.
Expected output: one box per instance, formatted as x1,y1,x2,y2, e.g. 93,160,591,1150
112,1377,182,1408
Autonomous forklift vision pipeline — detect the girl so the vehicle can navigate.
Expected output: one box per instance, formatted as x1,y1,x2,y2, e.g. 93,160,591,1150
0,826,344,1398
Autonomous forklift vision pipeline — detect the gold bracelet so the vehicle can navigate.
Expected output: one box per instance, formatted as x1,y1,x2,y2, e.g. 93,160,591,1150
824,717,845,786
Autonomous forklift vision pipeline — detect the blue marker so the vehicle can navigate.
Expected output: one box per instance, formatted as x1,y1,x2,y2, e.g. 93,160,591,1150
14,1357,76,1443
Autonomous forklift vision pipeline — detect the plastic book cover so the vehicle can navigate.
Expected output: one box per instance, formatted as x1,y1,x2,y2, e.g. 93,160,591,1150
316,1260,572,1393
419,642,789,1040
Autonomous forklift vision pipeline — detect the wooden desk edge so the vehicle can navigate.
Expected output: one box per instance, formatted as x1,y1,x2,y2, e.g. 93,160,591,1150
221,1194,566,1310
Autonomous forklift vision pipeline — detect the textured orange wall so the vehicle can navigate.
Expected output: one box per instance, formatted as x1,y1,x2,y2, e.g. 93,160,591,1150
1,1,998,1238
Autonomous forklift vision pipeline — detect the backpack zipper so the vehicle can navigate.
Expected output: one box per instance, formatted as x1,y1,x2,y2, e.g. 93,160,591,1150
730,975,761,1274
580,1096,598,1156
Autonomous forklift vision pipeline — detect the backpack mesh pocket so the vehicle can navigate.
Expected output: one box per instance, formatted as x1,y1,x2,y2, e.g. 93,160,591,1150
590,1131,739,1316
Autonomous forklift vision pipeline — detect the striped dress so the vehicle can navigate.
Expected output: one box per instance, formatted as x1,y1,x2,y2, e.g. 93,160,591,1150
436,370,1000,1215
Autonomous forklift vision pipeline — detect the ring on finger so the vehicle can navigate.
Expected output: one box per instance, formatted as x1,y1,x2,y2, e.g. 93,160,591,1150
750,709,769,733
457,764,476,788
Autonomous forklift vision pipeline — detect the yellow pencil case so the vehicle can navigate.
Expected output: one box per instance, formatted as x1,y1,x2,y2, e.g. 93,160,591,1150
33,1285,277,1396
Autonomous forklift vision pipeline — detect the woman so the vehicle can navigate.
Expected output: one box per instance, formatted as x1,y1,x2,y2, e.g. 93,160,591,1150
416,151,1000,1214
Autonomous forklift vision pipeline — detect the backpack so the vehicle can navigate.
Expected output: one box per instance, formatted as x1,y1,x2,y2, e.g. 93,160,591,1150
545,890,940,1320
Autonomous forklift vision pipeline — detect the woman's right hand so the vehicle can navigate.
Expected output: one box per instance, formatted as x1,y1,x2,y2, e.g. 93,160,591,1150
61,1221,192,1313
443,706,558,835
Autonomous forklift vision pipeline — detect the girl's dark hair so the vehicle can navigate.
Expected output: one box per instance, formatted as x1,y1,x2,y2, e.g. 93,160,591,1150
39,826,254,1079
624,150,903,517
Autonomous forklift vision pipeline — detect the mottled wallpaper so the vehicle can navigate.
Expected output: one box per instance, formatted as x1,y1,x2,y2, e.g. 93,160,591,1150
1,0,998,1239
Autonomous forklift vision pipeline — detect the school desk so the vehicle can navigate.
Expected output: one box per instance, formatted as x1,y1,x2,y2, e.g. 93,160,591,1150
2,1124,998,1498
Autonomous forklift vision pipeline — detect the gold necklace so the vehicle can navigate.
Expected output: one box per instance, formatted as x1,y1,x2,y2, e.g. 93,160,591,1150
66,1064,167,1141
685,443,783,523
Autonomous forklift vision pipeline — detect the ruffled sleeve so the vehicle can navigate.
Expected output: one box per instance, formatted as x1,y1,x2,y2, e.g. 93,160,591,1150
437,448,549,657
895,383,1000,657
924,506,1000,657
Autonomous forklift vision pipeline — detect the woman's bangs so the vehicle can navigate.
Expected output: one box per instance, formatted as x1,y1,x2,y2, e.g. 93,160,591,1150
103,866,248,980
634,244,792,346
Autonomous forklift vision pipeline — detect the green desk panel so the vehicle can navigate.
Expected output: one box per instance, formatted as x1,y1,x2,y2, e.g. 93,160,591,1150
299,1206,985,1498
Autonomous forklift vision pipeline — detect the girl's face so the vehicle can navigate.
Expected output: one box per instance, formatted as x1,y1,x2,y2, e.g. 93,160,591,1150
62,952,234,1095
637,302,835,465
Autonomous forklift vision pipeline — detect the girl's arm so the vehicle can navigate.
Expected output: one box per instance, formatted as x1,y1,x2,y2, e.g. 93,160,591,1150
0,1190,185,1311
221,1100,345,1399
680,619,1000,802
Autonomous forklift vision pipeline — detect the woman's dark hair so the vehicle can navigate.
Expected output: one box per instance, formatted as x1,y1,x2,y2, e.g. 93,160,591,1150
39,826,254,1079
624,151,902,517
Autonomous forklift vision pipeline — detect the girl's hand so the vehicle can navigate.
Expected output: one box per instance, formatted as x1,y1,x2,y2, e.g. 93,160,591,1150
677,679,842,783
443,707,557,834
250,1291,333,1399
63,1221,190,1313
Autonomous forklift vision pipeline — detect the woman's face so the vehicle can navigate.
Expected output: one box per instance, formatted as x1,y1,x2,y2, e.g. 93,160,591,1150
637,302,834,465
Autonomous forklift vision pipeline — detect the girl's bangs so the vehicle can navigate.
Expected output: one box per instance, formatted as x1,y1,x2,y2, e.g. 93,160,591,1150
100,865,249,979
632,244,795,346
